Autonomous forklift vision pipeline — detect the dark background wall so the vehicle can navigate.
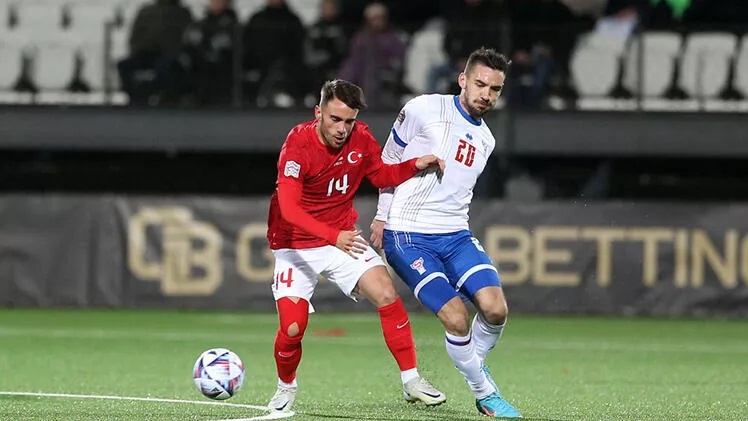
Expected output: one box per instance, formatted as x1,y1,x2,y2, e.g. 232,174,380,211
2,107,747,201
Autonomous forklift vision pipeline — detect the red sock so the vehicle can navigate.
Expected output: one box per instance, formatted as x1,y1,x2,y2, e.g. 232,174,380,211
274,297,309,384
377,297,417,371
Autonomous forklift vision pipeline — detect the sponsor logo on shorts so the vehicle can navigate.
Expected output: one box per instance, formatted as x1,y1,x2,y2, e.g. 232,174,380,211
410,257,426,275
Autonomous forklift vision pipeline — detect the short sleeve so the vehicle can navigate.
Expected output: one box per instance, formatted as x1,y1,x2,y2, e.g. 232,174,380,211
390,97,426,147
276,137,309,183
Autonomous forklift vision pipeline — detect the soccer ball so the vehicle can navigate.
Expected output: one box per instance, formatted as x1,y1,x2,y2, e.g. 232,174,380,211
193,348,245,400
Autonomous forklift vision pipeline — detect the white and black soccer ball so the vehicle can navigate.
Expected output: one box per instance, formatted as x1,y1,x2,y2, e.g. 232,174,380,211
193,348,245,400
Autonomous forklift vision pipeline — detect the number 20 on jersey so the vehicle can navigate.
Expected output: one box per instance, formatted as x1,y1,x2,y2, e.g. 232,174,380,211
455,139,476,167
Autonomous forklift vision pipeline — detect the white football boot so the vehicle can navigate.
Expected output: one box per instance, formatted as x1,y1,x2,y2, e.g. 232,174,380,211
267,384,296,412
403,376,447,406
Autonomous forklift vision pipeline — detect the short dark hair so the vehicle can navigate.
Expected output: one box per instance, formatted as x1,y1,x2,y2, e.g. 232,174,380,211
465,47,511,75
320,79,368,111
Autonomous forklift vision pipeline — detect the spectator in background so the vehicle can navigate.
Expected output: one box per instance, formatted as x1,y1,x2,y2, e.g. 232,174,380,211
427,0,504,93
242,0,306,107
337,0,442,35
504,0,579,109
595,0,642,36
338,3,406,109
305,0,348,103
184,0,239,106
117,0,193,106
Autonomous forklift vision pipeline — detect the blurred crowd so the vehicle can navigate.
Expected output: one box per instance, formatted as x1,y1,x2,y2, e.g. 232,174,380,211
119,0,748,109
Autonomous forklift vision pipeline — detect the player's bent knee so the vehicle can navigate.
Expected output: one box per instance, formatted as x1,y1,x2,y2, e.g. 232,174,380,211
277,296,310,338
357,268,399,307
437,299,470,336
286,322,301,337
474,287,509,325
367,284,398,307
482,304,508,326
377,282,399,306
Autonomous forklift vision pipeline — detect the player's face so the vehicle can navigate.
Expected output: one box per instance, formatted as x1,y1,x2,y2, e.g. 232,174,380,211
314,98,359,149
458,63,505,118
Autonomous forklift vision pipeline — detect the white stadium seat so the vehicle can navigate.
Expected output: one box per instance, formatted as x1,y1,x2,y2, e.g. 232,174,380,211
735,34,748,97
571,32,630,97
677,32,738,99
79,43,106,90
0,42,23,89
30,40,77,90
623,31,682,97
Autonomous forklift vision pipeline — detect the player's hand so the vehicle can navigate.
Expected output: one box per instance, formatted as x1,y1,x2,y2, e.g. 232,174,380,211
369,219,385,249
335,230,369,259
415,154,446,171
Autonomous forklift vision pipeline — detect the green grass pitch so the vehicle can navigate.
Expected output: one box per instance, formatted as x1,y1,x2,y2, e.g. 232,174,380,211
0,309,746,420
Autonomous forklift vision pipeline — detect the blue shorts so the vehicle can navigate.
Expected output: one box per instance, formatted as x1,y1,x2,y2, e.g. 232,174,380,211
383,229,501,314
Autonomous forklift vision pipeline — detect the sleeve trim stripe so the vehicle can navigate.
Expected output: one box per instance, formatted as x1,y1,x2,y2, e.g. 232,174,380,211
391,128,407,148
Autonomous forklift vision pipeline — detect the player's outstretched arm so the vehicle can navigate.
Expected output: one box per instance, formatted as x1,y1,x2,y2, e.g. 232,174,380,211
416,154,446,171
366,154,444,189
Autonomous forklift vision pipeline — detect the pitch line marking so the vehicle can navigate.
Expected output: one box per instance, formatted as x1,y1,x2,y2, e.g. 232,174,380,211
0,392,295,420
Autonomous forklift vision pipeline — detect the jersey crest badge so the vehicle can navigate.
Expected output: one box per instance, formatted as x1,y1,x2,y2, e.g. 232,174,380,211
410,257,426,275
347,151,362,164
284,160,301,178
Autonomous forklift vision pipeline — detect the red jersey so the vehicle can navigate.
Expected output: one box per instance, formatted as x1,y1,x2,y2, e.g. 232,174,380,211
267,120,419,249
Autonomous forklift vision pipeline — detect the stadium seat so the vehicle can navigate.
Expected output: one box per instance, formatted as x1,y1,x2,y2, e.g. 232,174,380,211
29,39,77,91
404,18,446,94
623,31,682,97
735,34,748,97
677,32,738,99
571,32,630,97
0,42,23,89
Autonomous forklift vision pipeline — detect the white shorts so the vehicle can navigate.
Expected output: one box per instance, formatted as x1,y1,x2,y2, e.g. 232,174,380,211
271,243,385,306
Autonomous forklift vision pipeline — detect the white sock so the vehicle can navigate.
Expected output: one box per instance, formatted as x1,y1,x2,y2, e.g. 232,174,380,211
278,378,297,388
400,368,419,385
472,313,505,364
445,331,494,399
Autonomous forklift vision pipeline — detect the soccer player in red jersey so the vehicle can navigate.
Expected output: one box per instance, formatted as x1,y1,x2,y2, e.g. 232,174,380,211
266,80,447,412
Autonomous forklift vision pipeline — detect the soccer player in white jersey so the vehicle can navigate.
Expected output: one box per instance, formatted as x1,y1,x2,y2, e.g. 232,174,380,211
370,47,521,418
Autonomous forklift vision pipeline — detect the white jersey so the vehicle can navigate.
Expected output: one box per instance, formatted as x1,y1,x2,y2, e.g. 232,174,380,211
376,94,496,233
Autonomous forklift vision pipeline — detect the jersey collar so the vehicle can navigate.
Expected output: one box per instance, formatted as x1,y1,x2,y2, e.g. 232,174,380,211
453,96,482,126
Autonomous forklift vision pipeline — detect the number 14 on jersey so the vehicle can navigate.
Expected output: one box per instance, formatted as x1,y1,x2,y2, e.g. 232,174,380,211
327,174,350,196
